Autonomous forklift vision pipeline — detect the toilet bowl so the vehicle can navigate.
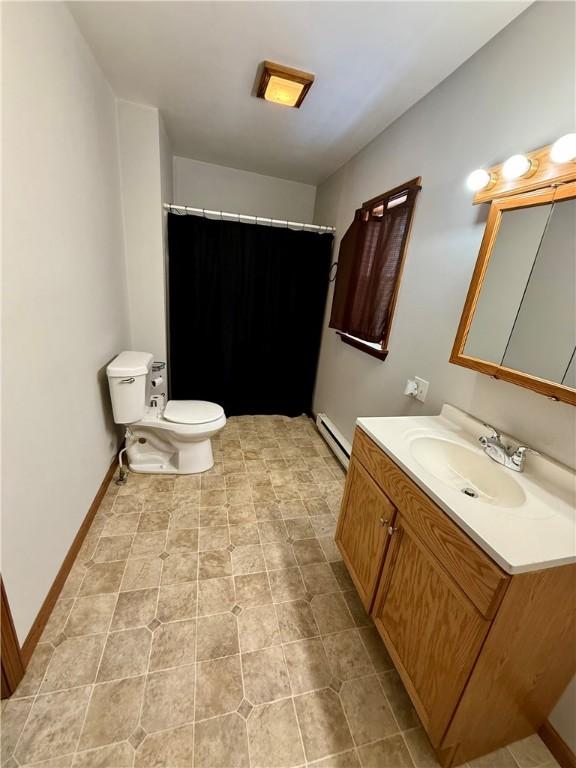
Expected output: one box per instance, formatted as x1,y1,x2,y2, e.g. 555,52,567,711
106,351,226,474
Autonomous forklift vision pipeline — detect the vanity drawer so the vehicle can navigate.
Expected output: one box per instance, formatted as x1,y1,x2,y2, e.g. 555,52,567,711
352,427,510,618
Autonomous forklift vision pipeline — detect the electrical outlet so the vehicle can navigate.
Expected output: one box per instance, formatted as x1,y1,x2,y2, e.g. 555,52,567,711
415,376,429,403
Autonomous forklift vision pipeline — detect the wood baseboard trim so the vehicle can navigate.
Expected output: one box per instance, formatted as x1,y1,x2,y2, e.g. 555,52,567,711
539,720,576,768
21,456,118,664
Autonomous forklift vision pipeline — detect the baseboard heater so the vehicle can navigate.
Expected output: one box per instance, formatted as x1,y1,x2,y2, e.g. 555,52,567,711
315,413,351,470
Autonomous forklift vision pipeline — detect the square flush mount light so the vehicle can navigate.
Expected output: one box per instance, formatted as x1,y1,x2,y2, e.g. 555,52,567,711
257,61,314,108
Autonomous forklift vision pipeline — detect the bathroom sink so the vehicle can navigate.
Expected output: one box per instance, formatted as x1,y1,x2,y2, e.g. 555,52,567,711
409,435,526,507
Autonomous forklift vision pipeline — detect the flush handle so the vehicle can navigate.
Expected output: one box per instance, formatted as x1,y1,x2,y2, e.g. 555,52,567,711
120,377,135,384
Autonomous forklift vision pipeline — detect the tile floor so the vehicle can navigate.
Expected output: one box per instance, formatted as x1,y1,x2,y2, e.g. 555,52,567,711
2,415,560,768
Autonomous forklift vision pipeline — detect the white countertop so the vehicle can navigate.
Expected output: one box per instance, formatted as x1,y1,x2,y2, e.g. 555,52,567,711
357,405,576,575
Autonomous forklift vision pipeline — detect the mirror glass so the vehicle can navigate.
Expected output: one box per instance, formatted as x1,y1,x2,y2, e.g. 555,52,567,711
464,197,576,387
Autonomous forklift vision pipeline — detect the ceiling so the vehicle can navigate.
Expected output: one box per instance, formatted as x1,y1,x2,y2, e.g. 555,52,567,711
69,1,529,185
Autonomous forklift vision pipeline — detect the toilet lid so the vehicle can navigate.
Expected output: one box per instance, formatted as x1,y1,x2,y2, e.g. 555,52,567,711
163,400,224,425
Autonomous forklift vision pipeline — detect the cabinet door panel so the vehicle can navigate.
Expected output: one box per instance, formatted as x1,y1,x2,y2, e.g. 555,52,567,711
336,457,395,610
372,516,490,746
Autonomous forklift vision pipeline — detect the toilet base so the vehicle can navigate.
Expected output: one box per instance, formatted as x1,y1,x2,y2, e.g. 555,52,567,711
126,436,215,474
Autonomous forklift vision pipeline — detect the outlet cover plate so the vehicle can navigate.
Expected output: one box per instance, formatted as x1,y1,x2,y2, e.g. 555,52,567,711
415,376,429,403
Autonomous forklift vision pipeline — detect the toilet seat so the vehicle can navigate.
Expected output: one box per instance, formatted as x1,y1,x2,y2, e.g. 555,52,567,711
163,400,225,425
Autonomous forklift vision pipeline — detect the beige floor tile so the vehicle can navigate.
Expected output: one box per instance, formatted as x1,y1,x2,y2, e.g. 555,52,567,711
121,557,162,591
342,591,371,628
278,498,307,516
137,510,170,532
329,562,355,591
467,747,519,767
258,520,288,543
111,588,158,630
166,528,199,554
130,532,166,559
285,517,315,540
41,634,105,693
228,503,258,524
16,687,92,765
293,538,327,566
170,506,200,530
309,750,361,767
194,712,250,768
200,489,227,506
248,698,305,768
237,604,281,652
263,542,298,570
229,522,260,546
403,728,438,768
93,535,132,563
231,544,266,575
97,627,151,681
234,572,272,607
311,593,354,635
141,664,195,732
508,735,555,767
301,563,340,595
102,513,140,537
161,553,198,585
197,612,239,660
79,562,124,596
199,524,230,551
379,670,420,730
134,724,195,768
284,637,332,694
59,565,86,600
276,599,319,642
149,619,196,671
11,644,54,698
294,688,354,763
359,626,393,671
200,506,230,527
17,753,74,767
64,594,117,637
241,645,291,705
254,501,283,521
198,549,232,580
72,742,134,768
269,567,307,603
195,654,244,720
41,599,75,643
113,497,143,514
156,581,197,622
79,677,145,751
198,576,235,615
252,487,277,503
310,515,337,538
1,696,34,763
202,474,226,490
323,630,373,680
340,675,398,745
357,734,415,767
317,536,343,563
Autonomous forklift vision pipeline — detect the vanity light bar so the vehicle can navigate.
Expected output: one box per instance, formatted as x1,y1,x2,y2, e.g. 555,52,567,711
466,134,576,204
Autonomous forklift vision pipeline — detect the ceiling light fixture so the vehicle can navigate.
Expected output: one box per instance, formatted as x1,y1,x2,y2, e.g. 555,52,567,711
550,133,576,163
502,154,532,181
256,61,314,109
466,169,492,192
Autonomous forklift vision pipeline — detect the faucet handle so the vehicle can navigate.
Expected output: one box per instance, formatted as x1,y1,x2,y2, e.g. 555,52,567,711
513,445,540,458
481,423,501,440
510,444,540,469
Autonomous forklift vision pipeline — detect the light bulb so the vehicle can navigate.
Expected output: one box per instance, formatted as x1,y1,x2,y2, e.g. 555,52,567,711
550,133,576,163
466,169,492,192
502,154,531,180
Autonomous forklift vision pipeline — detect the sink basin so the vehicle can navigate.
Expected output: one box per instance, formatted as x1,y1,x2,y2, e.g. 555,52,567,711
409,436,526,508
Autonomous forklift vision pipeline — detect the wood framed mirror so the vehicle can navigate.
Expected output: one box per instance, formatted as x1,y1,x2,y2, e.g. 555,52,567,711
451,147,576,406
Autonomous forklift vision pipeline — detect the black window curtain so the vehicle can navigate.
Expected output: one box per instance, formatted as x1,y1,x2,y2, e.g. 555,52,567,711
167,213,333,416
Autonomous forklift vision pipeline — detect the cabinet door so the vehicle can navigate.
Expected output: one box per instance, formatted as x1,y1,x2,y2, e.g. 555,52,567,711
372,515,490,747
336,457,395,610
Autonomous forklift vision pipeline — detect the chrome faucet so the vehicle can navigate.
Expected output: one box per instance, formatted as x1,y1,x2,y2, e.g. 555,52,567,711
478,424,537,473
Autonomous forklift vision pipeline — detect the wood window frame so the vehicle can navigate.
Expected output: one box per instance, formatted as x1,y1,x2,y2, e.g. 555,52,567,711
338,177,421,360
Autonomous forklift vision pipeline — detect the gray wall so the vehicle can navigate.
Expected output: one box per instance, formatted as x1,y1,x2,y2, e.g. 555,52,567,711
313,1,575,470
2,2,129,641
312,2,575,747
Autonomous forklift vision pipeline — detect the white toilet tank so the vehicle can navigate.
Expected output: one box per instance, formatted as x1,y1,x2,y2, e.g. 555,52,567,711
107,351,154,424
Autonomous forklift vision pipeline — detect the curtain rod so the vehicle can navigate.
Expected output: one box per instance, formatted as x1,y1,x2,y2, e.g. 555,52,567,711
163,203,335,233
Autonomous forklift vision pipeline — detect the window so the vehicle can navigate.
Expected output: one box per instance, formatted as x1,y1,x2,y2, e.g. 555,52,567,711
328,177,421,360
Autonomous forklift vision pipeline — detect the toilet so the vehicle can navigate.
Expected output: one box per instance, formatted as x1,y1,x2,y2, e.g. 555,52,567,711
106,351,226,474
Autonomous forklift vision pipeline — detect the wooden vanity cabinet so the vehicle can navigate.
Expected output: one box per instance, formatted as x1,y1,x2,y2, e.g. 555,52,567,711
335,427,576,767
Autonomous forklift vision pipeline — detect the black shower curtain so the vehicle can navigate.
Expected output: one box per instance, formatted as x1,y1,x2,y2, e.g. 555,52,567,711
167,213,333,416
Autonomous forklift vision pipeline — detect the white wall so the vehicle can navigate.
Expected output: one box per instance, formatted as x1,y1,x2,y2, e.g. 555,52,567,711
173,156,317,222
313,1,575,469
2,2,129,641
116,100,167,361
312,1,575,747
